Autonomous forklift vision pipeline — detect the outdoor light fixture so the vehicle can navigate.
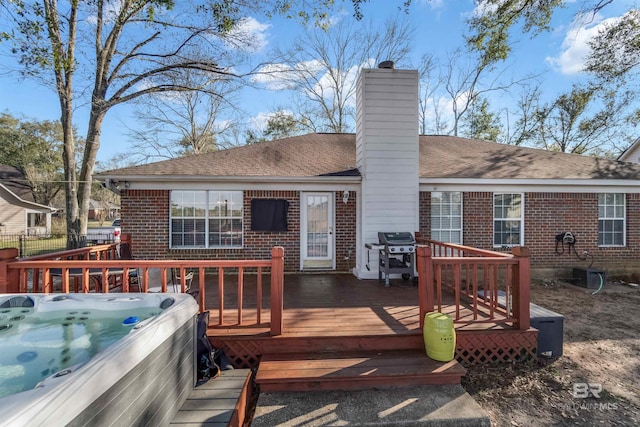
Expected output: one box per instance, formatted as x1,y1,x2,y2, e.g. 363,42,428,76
343,190,350,204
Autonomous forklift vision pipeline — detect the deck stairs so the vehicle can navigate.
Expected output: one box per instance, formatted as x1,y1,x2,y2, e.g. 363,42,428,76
255,349,466,392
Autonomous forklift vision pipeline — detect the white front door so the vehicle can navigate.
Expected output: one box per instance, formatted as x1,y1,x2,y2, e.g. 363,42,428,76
301,192,335,270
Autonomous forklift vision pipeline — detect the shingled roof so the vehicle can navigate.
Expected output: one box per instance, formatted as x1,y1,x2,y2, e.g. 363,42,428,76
99,134,357,178
0,165,34,201
96,133,640,181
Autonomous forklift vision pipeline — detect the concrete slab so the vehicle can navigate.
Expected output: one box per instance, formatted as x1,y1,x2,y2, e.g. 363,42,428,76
251,384,490,427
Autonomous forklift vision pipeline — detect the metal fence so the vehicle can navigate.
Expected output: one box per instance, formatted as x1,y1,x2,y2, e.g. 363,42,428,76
0,233,117,258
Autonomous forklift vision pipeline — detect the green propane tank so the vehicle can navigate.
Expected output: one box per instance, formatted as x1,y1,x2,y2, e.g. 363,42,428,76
423,312,456,362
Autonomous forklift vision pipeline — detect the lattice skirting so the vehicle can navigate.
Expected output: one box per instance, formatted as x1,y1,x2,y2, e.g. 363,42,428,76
210,338,263,369
455,328,538,365
212,328,538,369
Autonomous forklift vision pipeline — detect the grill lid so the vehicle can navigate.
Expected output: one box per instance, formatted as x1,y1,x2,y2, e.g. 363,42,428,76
378,232,415,246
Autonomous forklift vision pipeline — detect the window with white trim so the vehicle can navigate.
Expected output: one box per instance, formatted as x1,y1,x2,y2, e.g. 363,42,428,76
598,193,625,246
493,193,523,247
431,192,462,244
170,190,243,248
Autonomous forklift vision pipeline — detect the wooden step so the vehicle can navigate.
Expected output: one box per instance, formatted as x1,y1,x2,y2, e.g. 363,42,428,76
170,369,253,427
255,349,466,392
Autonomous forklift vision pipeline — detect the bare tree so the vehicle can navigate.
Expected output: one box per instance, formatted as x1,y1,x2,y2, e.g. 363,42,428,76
5,1,282,244
128,70,241,162
502,83,543,146
256,16,413,133
417,54,447,135
521,85,634,154
443,49,526,137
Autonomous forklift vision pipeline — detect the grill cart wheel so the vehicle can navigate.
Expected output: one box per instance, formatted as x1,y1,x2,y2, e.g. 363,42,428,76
402,273,411,280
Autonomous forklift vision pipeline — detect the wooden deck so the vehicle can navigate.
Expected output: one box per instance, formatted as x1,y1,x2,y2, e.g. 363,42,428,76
0,242,538,370
204,273,521,335
205,274,426,336
203,274,538,368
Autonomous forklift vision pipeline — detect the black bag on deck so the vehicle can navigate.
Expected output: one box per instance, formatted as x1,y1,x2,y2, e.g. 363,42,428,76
196,311,219,382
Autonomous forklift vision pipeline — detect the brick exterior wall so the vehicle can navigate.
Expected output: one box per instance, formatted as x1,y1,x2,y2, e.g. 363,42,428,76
121,188,639,277
120,189,356,273
419,191,640,276
335,190,357,271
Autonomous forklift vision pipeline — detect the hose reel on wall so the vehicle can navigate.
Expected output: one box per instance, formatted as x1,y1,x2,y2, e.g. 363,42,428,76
554,231,605,294
554,231,593,267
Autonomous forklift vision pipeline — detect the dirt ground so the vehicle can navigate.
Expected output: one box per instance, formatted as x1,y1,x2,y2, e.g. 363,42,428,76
462,277,640,427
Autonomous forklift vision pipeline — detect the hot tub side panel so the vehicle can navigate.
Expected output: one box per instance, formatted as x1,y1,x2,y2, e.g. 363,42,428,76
67,316,196,427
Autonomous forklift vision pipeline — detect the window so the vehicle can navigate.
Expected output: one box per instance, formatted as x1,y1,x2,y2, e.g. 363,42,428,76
431,192,462,244
598,193,625,246
170,190,243,248
494,193,523,247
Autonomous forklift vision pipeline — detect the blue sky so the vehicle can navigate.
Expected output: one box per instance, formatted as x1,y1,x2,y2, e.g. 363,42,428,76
0,0,636,164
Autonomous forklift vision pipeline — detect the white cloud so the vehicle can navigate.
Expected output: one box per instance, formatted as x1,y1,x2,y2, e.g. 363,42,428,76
227,17,271,52
310,59,376,107
546,13,623,75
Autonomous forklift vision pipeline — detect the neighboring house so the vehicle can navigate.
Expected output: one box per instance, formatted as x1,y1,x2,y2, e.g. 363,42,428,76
618,138,640,163
88,199,120,220
0,165,56,235
96,67,640,278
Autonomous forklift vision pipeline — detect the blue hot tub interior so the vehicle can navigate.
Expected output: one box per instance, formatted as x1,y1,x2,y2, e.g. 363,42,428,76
0,294,173,398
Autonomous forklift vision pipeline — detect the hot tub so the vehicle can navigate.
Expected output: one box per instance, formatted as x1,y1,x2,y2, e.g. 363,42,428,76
0,293,199,426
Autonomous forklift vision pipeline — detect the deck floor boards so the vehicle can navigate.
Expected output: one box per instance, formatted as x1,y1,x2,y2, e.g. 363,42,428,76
200,273,512,337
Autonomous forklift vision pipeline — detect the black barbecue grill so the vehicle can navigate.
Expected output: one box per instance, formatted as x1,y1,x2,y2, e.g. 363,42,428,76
366,232,416,286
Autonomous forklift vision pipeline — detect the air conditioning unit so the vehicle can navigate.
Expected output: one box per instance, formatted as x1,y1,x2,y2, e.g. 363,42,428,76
572,267,606,290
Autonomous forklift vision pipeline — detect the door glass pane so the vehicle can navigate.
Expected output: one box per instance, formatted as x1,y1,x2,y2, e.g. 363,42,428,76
307,195,329,258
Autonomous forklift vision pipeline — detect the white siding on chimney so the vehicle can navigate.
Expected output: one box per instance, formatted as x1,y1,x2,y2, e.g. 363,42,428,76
355,68,420,279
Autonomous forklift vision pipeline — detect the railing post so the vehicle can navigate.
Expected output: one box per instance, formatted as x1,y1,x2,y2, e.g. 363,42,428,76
270,246,284,336
417,245,434,329
120,233,132,257
511,246,531,330
0,248,20,293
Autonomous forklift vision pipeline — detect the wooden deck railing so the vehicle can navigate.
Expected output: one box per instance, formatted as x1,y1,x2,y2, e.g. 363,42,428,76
415,237,530,331
0,245,285,336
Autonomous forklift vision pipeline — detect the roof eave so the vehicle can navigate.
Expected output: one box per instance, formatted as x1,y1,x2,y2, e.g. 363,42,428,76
94,174,362,184
421,177,640,193
0,184,57,212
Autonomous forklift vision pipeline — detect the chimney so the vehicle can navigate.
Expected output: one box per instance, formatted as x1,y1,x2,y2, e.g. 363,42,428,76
355,66,420,279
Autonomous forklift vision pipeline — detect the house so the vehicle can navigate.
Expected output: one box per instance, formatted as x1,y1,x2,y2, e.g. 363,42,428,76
88,199,120,221
618,137,640,163
96,66,640,278
0,165,56,235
